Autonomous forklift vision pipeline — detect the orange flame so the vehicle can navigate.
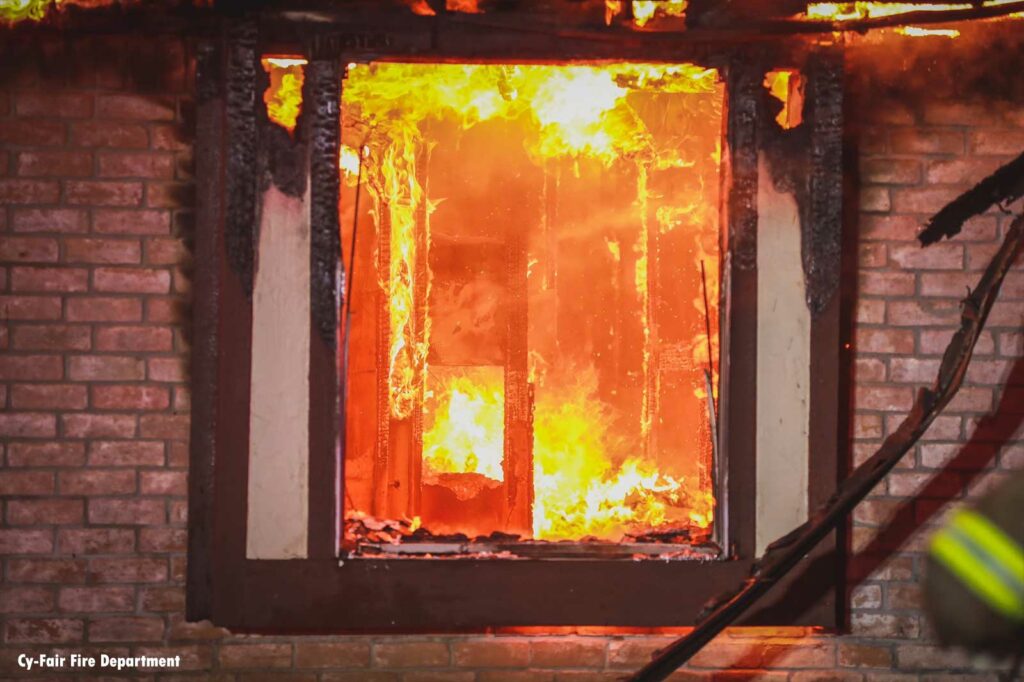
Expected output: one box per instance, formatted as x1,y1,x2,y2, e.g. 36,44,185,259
261,57,306,134
344,62,721,542
805,0,1019,21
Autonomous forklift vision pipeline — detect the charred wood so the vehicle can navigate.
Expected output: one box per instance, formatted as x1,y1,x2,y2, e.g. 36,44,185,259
918,150,1024,246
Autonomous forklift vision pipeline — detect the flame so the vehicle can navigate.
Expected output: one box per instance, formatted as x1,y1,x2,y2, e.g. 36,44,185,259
805,0,1020,21
423,369,505,482
344,62,721,541
261,57,306,134
632,0,688,26
447,0,481,11
344,63,718,420
421,366,714,540
763,69,805,130
895,25,961,35
406,0,436,14
1,0,50,23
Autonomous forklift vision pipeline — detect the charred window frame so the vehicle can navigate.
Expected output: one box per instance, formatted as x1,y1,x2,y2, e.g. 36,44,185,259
188,13,846,632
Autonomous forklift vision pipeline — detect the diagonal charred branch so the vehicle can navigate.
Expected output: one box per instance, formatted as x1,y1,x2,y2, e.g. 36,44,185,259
918,150,1024,245
628,213,1024,682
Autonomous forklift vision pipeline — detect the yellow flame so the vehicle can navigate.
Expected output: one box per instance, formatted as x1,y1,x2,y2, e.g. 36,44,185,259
806,0,1020,20
763,69,805,130
895,25,961,35
631,0,688,26
1,0,52,24
344,63,718,420
261,57,306,134
421,366,714,540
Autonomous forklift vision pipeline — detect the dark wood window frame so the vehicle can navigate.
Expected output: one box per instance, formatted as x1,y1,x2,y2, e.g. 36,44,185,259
187,11,846,632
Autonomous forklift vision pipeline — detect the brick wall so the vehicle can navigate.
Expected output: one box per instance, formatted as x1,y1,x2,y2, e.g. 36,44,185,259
1,37,1022,681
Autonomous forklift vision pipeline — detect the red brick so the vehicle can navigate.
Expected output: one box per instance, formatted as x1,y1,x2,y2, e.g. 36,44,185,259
919,271,976,298
167,614,231,641
854,358,886,382
854,386,914,412
96,94,176,121
452,640,531,668
859,243,887,269
15,92,93,117
860,215,921,242
88,498,164,525
151,123,190,151
889,471,962,498
920,329,994,356
7,441,86,467
969,128,1024,155
66,181,143,207
895,644,974,671
7,498,84,525
144,237,189,265
965,359,1016,385
88,616,165,642
858,272,915,297
0,412,58,438
889,128,963,154
88,440,165,466
920,442,998,470
853,413,883,440
0,529,54,554
147,182,193,209
66,296,143,322
12,324,91,351
372,641,449,668
95,325,173,351
944,387,994,413
855,327,916,354
58,586,134,613
11,266,89,292
850,612,920,639
0,179,61,205
0,236,58,262
147,297,187,323
859,187,890,212
5,618,84,643
91,384,171,411
99,152,175,179
87,557,167,583
219,644,294,669
530,640,606,668
169,499,188,523
57,524,135,552
6,558,87,584
0,295,63,320
886,300,960,327
139,414,190,439
135,644,215,671
139,527,186,552
889,358,941,383
838,643,893,669
16,150,93,178
65,238,142,264
925,156,1006,185
71,120,148,148
59,469,136,495
93,209,170,235
11,384,88,410
0,119,65,146
891,187,969,214
93,266,170,293
860,158,920,185
0,586,55,614
849,583,883,609
61,413,137,438
998,331,1023,356
140,470,187,495
140,586,186,612
888,243,963,270
11,207,89,233
68,355,145,381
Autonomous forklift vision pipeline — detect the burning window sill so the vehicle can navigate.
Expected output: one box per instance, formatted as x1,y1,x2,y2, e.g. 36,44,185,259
344,514,722,561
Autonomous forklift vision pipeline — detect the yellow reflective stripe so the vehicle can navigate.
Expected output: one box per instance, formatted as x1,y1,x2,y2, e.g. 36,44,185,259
930,530,1024,622
949,508,1024,590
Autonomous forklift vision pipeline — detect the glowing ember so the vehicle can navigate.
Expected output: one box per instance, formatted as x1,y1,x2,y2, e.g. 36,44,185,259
447,0,481,11
261,57,306,134
343,62,722,545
